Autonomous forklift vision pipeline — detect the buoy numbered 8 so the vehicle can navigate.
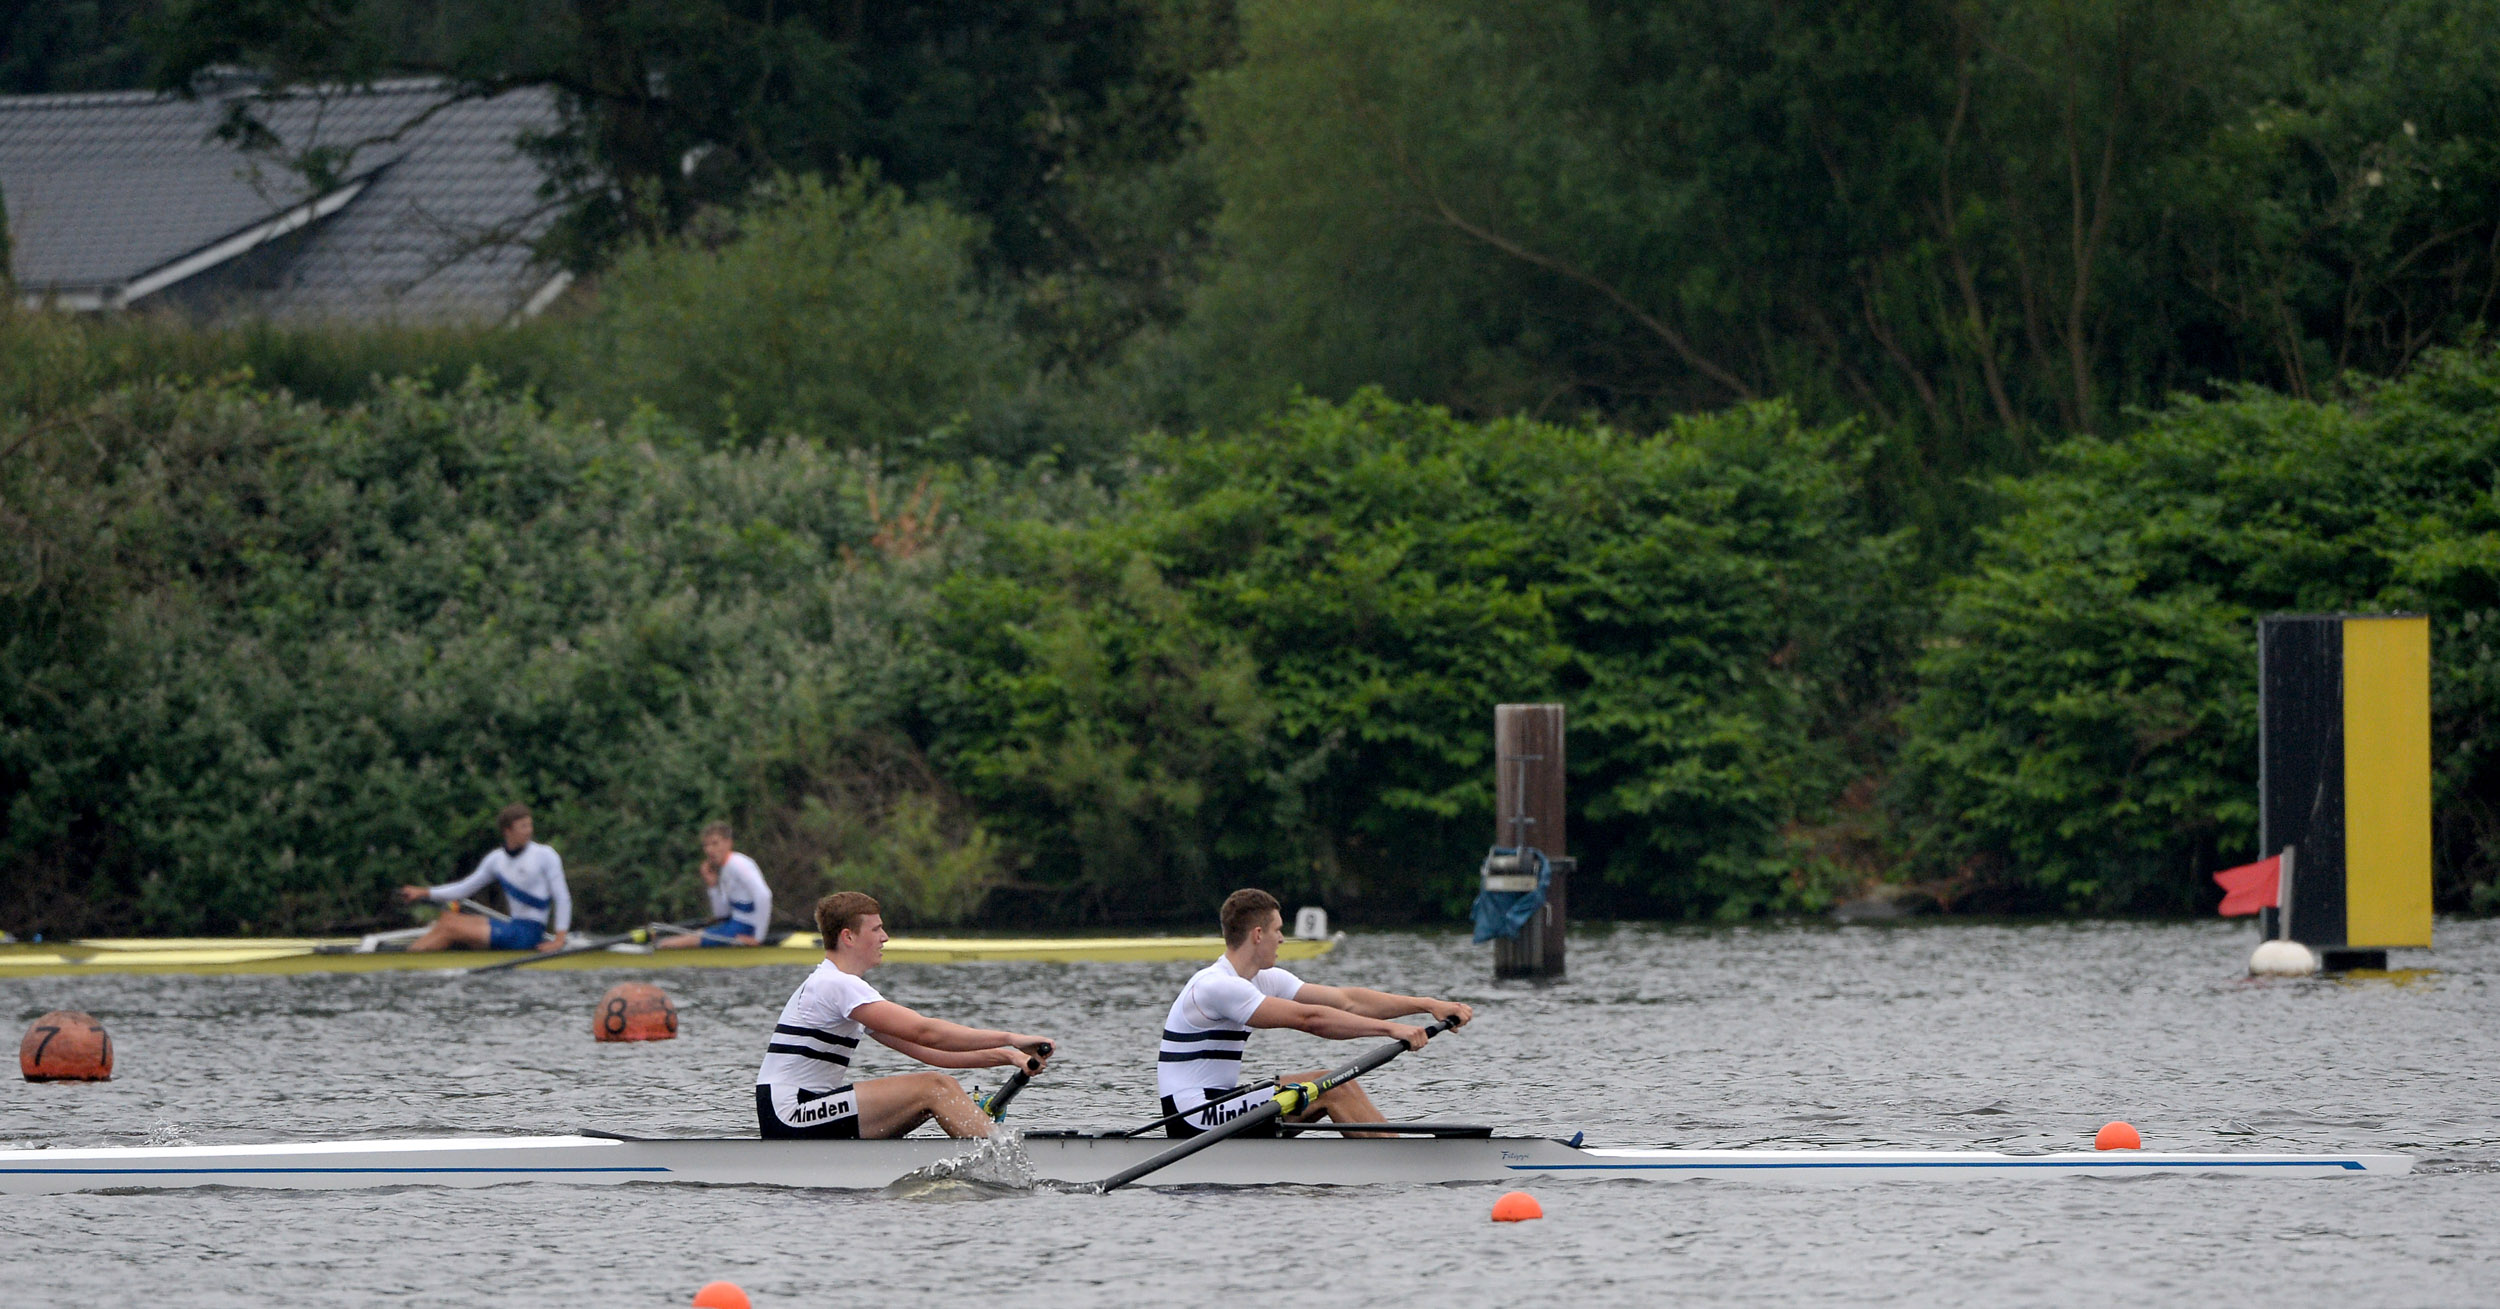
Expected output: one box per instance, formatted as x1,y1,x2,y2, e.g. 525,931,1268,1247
20,1010,113,1082
594,983,678,1042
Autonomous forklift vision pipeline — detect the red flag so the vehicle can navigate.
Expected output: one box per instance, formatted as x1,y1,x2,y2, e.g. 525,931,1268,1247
2213,854,2282,916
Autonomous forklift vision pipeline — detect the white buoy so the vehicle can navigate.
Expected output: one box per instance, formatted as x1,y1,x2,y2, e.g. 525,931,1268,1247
2250,939,2319,976
1293,906,1330,940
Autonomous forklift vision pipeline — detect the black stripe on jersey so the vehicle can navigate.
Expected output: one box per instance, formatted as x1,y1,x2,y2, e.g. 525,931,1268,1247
775,1024,861,1047
766,1043,854,1066
1161,1028,1250,1044
1157,1049,1244,1062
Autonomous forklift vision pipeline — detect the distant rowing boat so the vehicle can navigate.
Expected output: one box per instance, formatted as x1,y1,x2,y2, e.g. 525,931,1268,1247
0,933,1342,978
0,1130,2411,1194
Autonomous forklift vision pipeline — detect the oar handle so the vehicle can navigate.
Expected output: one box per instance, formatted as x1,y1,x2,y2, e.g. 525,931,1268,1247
981,1042,1053,1120
1097,1016,1456,1193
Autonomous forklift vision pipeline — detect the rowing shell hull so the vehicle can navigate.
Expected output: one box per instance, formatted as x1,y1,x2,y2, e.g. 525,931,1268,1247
0,1134,2411,1195
0,934,1339,978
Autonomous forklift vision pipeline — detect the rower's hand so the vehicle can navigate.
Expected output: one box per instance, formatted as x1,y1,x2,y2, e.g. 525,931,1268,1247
1428,1000,1474,1029
1388,1022,1429,1051
536,931,568,952
996,1046,1051,1075
397,885,430,904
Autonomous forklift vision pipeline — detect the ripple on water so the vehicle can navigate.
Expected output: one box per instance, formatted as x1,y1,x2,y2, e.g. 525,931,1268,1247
4,918,2499,1305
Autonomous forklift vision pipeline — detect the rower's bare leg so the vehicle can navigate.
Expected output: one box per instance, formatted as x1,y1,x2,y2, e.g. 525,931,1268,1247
854,1072,993,1140
653,932,702,949
1282,1067,1391,1138
406,905,494,952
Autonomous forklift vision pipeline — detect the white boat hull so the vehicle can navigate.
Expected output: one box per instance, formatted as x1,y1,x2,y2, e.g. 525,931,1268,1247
0,1133,2412,1195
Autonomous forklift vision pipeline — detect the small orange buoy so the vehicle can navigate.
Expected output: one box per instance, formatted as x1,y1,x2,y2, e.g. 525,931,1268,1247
593,982,678,1042
2095,1121,2142,1151
1490,1190,1543,1222
20,1010,113,1082
691,1281,751,1309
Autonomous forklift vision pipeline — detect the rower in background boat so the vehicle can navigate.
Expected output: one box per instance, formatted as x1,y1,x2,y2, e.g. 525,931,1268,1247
655,822,773,949
757,892,1056,1140
1158,888,1472,1138
396,804,571,953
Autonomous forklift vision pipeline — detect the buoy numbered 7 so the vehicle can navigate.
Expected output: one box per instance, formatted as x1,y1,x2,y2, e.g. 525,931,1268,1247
20,1010,113,1081
594,983,678,1042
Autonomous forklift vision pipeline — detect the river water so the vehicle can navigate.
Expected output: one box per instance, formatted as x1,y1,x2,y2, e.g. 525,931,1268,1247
3,919,2494,1306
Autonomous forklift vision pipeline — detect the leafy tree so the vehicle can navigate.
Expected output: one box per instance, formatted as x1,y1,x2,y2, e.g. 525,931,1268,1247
0,370,1014,934
0,0,161,93
1173,0,2500,543
145,0,1236,303
556,172,1035,458
929,391,1905,921
1896,346,2500,913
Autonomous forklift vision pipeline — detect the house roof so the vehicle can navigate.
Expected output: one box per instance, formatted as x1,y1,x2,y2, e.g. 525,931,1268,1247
0,78,567,322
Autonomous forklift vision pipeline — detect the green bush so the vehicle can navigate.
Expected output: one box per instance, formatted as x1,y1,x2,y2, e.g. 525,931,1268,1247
929,391,1906,921
0,374,1006,934
0,306,550,416
1896,346,2500,912
556,173,1049,461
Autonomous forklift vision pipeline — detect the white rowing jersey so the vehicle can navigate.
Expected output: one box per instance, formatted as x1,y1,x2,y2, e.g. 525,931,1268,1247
426,841,571,933
1157,955,1304,1103
706,852,772,939
757,961,883,1092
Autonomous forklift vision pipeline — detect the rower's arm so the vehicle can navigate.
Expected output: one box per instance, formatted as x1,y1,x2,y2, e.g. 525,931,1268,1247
870,1031,1026,1070
1294,983,1471,1026
852,1000,1032,1054
1247,996,1413,1042
423,861,496,903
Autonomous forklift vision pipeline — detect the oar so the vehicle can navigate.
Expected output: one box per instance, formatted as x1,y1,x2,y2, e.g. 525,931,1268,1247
1115,1077,1279,1138
465,930,634,974
1096,1017,1457,1194
978,1042,1055,1121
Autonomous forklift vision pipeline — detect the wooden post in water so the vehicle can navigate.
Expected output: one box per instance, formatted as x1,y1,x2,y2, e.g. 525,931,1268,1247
1492,704,1568,980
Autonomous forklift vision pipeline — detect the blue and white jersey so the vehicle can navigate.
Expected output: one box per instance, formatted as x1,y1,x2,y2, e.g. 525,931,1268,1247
427,841,570,933
705,852,772,940
1156,956,1303,1103
758,962,883,1093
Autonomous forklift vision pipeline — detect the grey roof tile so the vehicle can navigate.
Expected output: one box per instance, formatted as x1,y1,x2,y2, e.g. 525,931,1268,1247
0,79,564,322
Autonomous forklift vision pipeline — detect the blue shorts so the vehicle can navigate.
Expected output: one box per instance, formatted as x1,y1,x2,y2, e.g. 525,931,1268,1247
488,918,546,951
697,920,756,947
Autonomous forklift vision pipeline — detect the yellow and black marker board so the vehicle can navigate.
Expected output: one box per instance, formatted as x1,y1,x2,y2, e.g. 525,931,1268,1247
2258,614,2432,952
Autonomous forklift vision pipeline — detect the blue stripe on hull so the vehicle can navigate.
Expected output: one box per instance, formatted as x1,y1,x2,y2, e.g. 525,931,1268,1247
0,1165,671,1177
1515,1158,2367,1171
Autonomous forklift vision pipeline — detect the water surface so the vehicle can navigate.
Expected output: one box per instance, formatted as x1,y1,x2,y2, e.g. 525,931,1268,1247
4,919,2493,1305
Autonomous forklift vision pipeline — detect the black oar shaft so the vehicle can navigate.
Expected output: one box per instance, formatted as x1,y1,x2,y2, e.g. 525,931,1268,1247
1118,1077,1275,1138
1097,1018,1453,1194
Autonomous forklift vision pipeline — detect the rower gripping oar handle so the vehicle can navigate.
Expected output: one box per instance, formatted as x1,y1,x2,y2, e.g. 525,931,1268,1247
982,1041,1055,1121
1096,1015,1458,1193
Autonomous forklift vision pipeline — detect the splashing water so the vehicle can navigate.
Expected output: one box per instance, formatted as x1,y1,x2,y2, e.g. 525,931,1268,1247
883,1127,1038,1198
144,1121,193,1147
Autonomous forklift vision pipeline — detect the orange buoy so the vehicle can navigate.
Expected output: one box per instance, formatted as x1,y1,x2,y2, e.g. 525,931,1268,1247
2094,1120,2142,1151
593,982,678,1042
20,1010,113,1082
1490,1190,1543,1222
691,1281,751,1309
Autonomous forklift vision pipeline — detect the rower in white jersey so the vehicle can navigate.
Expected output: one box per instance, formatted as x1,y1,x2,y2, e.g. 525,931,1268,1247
656,822,774,948
397,804,571,953
1158,888,1473,1137
756,891,1058,1139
